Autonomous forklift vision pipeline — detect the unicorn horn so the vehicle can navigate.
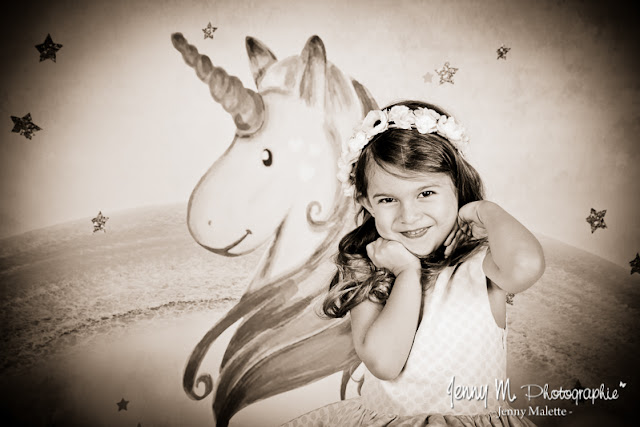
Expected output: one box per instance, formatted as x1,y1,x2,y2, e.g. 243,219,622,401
171,33,264,135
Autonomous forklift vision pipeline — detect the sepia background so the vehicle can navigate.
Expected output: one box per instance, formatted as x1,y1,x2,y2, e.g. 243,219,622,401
1,0,638,426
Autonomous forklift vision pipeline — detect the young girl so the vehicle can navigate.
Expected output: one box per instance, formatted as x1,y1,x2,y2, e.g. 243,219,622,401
282,100,544,426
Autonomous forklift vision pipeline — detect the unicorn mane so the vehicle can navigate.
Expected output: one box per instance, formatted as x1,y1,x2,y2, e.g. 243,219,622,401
173,32,377,426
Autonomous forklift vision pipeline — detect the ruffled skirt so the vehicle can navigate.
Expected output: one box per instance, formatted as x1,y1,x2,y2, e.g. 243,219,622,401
281,398,537,427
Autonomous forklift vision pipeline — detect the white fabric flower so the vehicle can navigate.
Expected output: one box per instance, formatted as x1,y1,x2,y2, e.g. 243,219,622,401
338,130,371,196
342,184,355,197
340,146,360,168
361,110,388,137
387,105,415,129
337,153,357,186
455,138,470,155
337,156,349,172
436,116,466,143
337,106,470,197
413,108,440,134
347,131,368,152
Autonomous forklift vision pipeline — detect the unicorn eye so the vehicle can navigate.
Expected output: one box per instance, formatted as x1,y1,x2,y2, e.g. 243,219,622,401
262,149,273,166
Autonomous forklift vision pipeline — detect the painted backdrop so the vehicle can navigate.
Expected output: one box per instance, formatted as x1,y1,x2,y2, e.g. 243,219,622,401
1,1,638,426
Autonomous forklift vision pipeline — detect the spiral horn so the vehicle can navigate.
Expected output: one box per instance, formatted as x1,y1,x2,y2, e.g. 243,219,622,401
171,33,264,136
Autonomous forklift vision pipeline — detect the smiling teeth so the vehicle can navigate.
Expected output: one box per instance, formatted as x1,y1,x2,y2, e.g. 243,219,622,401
402,227,428,238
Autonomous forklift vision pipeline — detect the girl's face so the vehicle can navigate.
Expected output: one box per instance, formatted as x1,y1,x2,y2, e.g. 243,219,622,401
359,162,459,257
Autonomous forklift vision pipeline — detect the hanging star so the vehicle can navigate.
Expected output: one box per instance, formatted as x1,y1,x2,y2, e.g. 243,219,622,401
496,44,511,60
435,61,458,85
630,253,640,275
92,211,109,233
117,398,129,411
35,34,63,62
11,113,42,139
202,22,217,39
585,208,607,233
422,72,433,83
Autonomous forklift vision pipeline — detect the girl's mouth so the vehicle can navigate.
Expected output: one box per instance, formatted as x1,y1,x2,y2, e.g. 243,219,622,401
401,227,429,239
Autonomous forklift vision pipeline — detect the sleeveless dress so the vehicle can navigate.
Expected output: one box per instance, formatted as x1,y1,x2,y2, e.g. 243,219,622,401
282,247,536,426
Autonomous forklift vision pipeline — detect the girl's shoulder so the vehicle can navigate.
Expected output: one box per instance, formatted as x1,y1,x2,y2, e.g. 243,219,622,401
457,241,489,269
448,242,490,286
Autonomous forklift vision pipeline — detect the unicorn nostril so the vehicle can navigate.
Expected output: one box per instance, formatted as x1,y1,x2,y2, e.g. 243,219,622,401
208,220,212,226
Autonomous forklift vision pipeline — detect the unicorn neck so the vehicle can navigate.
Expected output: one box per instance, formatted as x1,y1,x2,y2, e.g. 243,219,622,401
255,211,330,282
248,194,355,292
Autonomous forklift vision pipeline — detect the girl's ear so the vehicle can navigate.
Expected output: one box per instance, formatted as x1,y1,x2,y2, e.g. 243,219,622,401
357,195,374,217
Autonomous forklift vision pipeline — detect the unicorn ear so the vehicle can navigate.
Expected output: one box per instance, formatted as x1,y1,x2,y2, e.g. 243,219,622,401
299,35,326,108
246,36,277,88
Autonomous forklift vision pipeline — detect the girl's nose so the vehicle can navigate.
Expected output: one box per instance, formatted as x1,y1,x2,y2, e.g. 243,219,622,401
399,202,421,224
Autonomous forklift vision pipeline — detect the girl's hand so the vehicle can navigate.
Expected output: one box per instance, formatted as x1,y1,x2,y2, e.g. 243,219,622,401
444,201,488,258
457,200,489,239
366,238,421,277
446,200,545,293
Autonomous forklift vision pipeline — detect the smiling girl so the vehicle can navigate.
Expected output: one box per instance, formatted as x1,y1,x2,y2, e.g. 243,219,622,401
283,100,545,426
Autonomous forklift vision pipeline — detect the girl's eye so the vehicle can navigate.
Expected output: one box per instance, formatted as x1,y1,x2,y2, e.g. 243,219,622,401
378,197,395,204
262,149,273,166
419,190,434,198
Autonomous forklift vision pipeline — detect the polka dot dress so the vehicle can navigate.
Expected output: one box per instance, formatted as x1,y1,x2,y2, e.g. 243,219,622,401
282,247,537,427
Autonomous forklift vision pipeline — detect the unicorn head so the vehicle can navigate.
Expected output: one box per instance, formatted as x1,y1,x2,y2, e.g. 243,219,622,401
172,33,377,426
174,33,375,280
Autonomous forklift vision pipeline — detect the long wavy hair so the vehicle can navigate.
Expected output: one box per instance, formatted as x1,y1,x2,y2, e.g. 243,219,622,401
323,100,487,318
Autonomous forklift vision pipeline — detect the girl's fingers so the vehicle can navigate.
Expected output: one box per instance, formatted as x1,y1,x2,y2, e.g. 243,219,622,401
445,228,464,258
444,240,454,257
444,233,453,247
444,221,460,247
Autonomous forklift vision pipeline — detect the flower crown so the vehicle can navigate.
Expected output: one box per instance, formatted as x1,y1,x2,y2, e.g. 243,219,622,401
337,105,470,196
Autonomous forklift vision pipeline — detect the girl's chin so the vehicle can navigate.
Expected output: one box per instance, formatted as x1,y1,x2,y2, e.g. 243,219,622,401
403,243,437,258
385,234,445,258
402,239,447,259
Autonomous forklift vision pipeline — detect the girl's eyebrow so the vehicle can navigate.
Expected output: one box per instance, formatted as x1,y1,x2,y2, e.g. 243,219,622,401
417,183,444,193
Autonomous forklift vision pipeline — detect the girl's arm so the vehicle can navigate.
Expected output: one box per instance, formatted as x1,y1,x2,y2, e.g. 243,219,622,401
350,239,422,381
458,200,545,293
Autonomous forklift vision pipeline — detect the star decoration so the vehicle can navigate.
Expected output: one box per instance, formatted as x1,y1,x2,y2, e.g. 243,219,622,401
506,293,515,305
92,211,109,233
585,208,607,233
202,22,217,39
11,113,42,139
435,62,458,85
422,72,433,83
35,34,63,62
630,253,640,275
117,398,129,411
496,44,511,60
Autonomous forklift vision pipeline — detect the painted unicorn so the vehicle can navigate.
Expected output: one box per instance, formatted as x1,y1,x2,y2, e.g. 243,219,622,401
171,32,378,426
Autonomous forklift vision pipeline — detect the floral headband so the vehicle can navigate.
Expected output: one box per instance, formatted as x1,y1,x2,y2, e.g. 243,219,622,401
337,105,470,196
